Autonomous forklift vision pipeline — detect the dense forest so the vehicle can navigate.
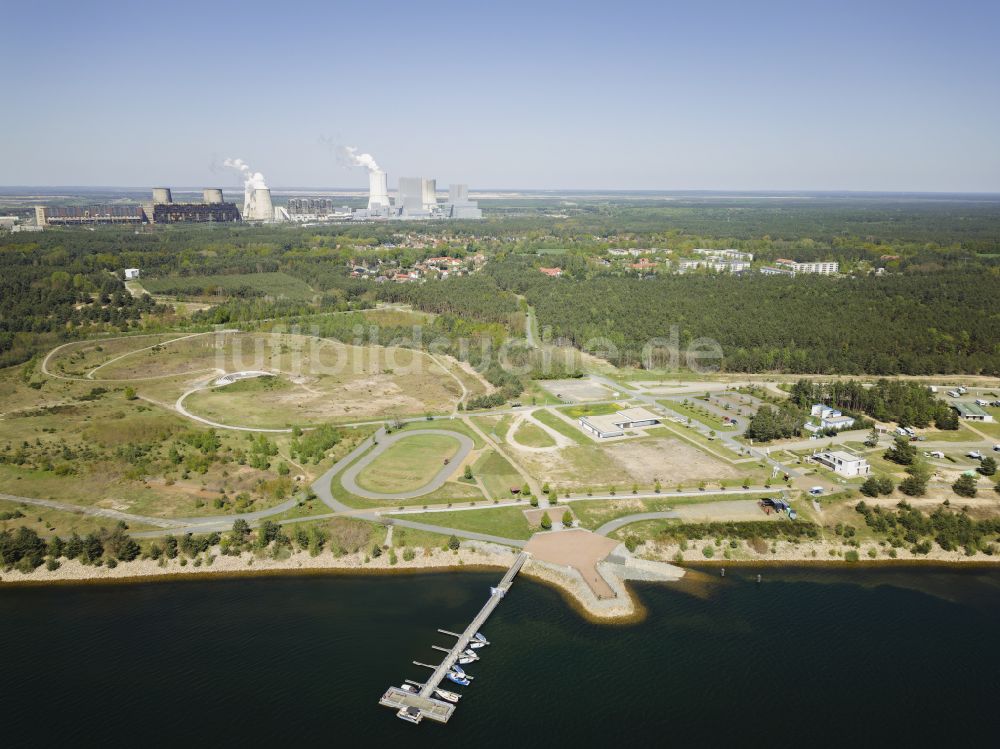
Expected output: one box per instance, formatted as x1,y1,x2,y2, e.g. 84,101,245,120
484,257,1000,375
3,194,1000,374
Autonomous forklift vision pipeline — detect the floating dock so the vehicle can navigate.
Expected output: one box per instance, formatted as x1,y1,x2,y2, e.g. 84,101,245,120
379,551,528,724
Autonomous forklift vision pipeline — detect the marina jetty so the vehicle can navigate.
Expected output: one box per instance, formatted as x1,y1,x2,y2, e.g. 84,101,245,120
379,551,529,724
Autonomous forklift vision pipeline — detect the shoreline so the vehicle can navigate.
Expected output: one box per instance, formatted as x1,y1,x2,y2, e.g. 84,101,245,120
3,540,998,624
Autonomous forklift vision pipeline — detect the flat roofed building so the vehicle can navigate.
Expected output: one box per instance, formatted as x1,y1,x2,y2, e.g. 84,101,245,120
951,402,995,422
579,407,661,438
811,450,871,477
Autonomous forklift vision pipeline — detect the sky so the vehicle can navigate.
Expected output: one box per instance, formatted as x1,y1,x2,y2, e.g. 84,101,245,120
1,0,999,191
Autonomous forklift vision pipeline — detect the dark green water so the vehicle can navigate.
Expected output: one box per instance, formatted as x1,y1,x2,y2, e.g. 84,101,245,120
2,566,999,747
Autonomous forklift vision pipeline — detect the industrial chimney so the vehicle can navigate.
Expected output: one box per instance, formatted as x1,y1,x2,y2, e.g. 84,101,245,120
152,187,173,204
203,188,224,204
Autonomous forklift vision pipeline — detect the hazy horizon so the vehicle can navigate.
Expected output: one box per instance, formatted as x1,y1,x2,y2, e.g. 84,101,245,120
2,0,999,192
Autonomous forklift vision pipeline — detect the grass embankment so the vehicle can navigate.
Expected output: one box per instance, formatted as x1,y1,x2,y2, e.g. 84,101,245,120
389,506,533,540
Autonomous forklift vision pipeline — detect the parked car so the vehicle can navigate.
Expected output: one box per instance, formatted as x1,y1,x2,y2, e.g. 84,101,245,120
809,486,824,496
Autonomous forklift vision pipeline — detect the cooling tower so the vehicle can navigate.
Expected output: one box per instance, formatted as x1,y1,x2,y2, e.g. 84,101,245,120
245,187,274,222
203,188,224,204
152,187,173,204
368,171,390,210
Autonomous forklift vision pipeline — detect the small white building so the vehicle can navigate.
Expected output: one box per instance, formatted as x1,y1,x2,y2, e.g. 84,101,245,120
811,450,871,478
805,404,855,432
124,268,140,280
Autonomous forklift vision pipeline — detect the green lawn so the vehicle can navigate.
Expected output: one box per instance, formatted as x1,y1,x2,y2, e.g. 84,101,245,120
923,425,989,442
511,420,556,448
558,402,622,419
659,400,737,431
389,506,532,540
354,434,461,493
532,409,587,445
472,449,525,499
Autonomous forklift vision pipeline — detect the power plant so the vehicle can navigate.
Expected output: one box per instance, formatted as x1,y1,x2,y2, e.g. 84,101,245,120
35,188,241,226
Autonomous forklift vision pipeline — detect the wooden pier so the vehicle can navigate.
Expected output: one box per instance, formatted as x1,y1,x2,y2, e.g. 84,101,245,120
379,551,528,724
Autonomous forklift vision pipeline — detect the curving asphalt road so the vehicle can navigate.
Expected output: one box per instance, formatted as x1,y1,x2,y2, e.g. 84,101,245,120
594,511,680,536
339,429,474,500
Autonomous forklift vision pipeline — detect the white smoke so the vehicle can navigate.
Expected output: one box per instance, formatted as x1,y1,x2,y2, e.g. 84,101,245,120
223,157,267,190
342,146,382,174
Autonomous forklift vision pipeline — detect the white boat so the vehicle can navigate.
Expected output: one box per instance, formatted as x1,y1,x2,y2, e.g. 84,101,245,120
468,641,486,649
400,684,417,693
474,632,490,645
458,656,476,664
397,706,422,724
434,688,461,703
450,664,473,679
462,648,480,660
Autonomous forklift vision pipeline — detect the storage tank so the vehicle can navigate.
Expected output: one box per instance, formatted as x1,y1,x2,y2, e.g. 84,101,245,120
152,187,173,204
203,188,224,204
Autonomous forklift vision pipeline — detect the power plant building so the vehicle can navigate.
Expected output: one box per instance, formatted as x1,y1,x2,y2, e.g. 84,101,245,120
35,204,146,226
146,187,241,224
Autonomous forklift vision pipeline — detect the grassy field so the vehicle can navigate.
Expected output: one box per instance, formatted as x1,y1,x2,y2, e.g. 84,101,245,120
660,400,737,431
643,424,745,461
472,449,524,498
511,419,556,448
354,433,462,494
176,337,467,428
511,432,747,492
389,506,532,540
142,272,316,302
922,425,989,442
532,408,588,445
570,493,765,530
558,402,622,419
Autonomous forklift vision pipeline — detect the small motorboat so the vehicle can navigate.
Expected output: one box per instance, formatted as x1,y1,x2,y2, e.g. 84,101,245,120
468,641,486,649
473,632,490,645
397,706,422,724
446,672,470,686
458,655,476,665
400,684,417,693
434,688,461,703
462,648,480,660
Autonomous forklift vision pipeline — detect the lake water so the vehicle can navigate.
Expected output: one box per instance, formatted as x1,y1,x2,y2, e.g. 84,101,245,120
2,566,999,746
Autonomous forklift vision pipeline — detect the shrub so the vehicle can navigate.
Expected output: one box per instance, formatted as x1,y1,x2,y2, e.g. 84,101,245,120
702,545,714,558
952,474,978,498
844,549,859,562
539,514,552,531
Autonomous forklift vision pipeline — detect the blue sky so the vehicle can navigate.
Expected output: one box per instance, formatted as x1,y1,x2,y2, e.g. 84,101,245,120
2,0,998,191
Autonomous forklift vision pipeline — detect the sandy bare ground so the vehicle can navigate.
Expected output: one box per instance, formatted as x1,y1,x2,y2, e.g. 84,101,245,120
0,543,517,585
601,439,742,484
638,537,1000,564
525,529,619,598
539,379,614,402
